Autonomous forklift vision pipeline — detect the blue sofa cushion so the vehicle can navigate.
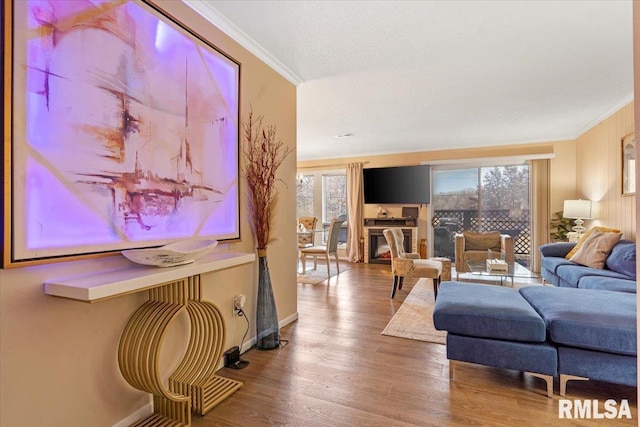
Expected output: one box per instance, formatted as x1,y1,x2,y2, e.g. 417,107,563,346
555,264,631,286
541,256,576,275
433,282,546,342
520,287,637,356
578,276,637,293
605,239,636,279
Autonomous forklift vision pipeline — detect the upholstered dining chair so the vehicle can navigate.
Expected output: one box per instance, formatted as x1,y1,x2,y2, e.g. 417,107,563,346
454,230,515,280
383,228,443,299
299,218,346,278
297,216,318,248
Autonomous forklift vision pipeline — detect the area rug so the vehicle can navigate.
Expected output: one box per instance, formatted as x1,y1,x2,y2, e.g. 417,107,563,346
297,261,351,284
381,278,446,345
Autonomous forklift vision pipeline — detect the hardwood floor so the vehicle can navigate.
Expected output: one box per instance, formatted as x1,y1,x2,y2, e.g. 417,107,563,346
193,262,637,426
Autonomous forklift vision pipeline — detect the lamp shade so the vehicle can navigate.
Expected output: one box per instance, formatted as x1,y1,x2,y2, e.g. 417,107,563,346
563,199,593,219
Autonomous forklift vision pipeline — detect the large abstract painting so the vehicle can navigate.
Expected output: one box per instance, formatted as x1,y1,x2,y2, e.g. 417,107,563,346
4,0,241,266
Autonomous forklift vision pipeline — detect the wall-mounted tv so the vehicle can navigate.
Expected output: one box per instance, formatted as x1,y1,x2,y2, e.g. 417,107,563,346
363,165,430,204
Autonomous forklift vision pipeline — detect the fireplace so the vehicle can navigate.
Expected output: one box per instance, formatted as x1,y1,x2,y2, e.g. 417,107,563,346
368,228,412,264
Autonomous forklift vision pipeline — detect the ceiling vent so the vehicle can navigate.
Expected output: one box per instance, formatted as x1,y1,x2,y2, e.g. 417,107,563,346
334,132,354,139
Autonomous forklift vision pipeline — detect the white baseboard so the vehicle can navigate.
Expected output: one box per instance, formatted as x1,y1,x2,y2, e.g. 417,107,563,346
238,311,298,354
112,398,153,427
280,311,299,329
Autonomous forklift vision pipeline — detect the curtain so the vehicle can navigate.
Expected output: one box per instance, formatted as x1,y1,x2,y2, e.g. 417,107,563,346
346,162,364,262
530,159,551,273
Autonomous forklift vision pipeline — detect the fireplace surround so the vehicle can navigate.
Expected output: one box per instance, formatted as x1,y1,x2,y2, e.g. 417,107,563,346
363,218,418,264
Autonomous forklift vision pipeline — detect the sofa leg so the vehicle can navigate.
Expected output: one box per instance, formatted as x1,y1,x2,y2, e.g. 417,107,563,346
449,360,457,380
528,372,554,398
559,374,589,396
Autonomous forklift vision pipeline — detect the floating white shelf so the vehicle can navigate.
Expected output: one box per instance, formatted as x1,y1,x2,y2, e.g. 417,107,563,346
44,251,255,302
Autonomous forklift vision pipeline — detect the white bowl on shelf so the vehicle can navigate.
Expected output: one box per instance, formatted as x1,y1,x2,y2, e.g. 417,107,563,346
121,239,219,267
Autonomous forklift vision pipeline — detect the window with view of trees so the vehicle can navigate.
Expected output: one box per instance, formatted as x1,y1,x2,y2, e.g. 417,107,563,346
296,175,314,218
432,164,531,266
481,166,530,212
296,171,347,244
323,174,347,222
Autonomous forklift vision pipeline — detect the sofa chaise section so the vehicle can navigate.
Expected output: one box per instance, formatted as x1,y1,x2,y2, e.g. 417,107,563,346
433,282,556,397
520,286,637,393
433,281,637,397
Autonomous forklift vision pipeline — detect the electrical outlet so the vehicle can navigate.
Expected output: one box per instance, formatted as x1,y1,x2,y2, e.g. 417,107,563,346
232,294,245,315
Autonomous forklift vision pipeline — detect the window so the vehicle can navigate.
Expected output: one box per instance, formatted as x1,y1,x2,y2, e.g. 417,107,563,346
296,175,314,218
322,174,347,222
296,170,347,244
431,164,531,266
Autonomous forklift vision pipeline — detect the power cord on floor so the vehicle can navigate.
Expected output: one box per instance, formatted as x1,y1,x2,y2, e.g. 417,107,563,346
233,308,289,358
228,308,250,369
238,308,250,349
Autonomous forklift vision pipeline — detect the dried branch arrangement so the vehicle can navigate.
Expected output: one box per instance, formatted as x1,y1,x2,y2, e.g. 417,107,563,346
242,107,293,250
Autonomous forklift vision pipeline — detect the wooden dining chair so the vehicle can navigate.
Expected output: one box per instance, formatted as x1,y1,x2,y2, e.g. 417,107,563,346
298,216,318,248
299,218,346,278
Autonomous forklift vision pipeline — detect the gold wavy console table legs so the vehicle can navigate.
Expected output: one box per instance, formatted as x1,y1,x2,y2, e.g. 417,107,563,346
118,277,242,426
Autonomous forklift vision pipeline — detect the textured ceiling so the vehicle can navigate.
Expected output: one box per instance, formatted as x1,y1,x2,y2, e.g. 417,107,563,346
186,1,634,161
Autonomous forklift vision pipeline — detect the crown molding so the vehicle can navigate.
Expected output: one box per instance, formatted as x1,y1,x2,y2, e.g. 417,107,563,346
572,92,635,139
183,0,303,86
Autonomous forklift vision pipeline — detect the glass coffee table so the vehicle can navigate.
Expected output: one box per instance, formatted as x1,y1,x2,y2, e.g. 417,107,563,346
463,260,541,287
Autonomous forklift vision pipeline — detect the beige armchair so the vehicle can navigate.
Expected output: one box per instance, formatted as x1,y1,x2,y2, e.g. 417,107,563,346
383,228,443,299
454,231,515,279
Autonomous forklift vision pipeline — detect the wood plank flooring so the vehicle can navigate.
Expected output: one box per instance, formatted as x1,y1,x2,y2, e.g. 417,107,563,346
193,262,637,426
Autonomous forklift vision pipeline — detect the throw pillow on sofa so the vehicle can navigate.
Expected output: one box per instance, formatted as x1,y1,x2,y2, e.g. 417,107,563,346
569,230,623,269
605,239,637,279
565,226,621,259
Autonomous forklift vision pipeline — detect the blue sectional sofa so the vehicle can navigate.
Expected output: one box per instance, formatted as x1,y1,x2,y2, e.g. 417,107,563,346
540,239,636,293
433,281,637,397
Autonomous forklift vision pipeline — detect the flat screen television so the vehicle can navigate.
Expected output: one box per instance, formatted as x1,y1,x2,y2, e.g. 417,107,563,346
363,165,430,204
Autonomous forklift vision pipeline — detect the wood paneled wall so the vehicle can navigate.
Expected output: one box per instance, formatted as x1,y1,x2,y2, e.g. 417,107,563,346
576,102,635,240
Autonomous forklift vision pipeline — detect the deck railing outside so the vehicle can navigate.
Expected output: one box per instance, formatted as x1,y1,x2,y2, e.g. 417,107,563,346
432,209,531,266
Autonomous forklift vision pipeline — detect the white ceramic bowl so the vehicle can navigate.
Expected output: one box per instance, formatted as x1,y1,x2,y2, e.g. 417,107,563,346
121,239,219,267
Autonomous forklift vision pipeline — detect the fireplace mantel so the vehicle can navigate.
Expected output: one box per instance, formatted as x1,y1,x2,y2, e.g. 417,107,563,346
363,217,417,227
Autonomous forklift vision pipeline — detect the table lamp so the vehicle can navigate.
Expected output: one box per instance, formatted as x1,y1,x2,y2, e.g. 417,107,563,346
563,199,593,237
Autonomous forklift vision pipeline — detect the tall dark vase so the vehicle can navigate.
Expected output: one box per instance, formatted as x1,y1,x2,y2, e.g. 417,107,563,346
256,249,280,350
